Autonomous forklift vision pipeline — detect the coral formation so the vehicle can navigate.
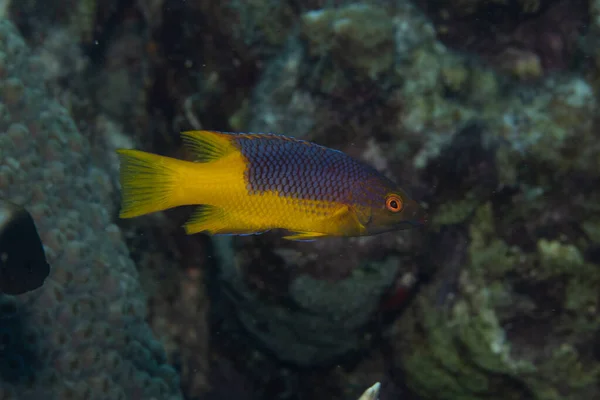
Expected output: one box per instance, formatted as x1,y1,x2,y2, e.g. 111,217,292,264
0,18,182,399
212,234,418,366
393,204,600,400
123,215,212,397
9,0,118,44
4,0,599,399
191,0,297,59
300,3,395,80
418,0,589,79
222,0,600,398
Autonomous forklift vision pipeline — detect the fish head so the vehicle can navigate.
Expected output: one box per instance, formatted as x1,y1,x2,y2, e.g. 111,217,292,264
354,186,427,235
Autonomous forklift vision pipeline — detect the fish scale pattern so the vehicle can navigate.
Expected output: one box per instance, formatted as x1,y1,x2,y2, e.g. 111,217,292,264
233,133,391,206
0,19,182,400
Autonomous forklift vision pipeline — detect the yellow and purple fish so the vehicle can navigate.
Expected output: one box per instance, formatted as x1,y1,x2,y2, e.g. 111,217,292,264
116,130,426,241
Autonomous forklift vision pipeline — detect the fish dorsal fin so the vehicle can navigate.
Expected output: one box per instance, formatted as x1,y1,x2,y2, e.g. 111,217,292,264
180,130,236,162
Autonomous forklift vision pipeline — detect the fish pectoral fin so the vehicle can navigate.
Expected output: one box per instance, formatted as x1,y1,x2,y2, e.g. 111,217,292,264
180,130,237,162
330,204,367,235
352,204,372,227
282,231,329,241
184,205,265,236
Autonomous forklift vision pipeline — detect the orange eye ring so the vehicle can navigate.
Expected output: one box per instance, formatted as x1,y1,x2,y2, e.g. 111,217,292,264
385,195,403,213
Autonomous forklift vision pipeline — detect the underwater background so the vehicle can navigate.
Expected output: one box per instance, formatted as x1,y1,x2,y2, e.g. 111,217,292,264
0,0,599,399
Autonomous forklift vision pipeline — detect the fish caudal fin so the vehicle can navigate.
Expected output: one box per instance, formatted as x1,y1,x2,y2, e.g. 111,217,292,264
116,149,181,218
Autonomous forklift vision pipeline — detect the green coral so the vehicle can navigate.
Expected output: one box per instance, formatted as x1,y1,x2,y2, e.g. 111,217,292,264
300,3,395,80
430,195,480,229
386,0,599,178
394,203,600,400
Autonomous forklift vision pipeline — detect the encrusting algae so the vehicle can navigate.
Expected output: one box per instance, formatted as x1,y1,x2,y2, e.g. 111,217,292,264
116,130,426,241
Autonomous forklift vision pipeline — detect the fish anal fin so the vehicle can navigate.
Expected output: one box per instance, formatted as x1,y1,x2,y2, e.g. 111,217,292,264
283,231,329,241
184,205,228,235
183,205,266,236
213,230,269,237
180,130,236,162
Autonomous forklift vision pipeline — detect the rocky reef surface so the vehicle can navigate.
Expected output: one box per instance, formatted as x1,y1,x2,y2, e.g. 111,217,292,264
0,16,182,400
2,0,599,399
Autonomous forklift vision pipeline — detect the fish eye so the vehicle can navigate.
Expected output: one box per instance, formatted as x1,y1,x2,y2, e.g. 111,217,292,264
385,195,403,213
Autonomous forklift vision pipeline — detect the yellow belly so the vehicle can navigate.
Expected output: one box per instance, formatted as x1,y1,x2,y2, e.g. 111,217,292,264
239,193,341,233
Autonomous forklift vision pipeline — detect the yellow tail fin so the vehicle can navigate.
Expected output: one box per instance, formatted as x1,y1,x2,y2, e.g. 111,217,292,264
116,149,181,218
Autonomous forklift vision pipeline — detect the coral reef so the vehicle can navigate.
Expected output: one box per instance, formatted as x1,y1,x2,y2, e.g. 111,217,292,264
122,214,212,397
9,0,122,45
418,0,589,79
376,3,599,398
5,1,211,394
300,3,395,80
190,0,297,60
221,0,600,398
393,204,600,400
4,0,600,399
212,234,417,367
0,18,182,399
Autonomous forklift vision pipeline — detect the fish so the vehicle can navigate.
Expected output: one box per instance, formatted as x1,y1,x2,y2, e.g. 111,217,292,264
357,382,381,400
116,130,426,241
0,199,50,295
